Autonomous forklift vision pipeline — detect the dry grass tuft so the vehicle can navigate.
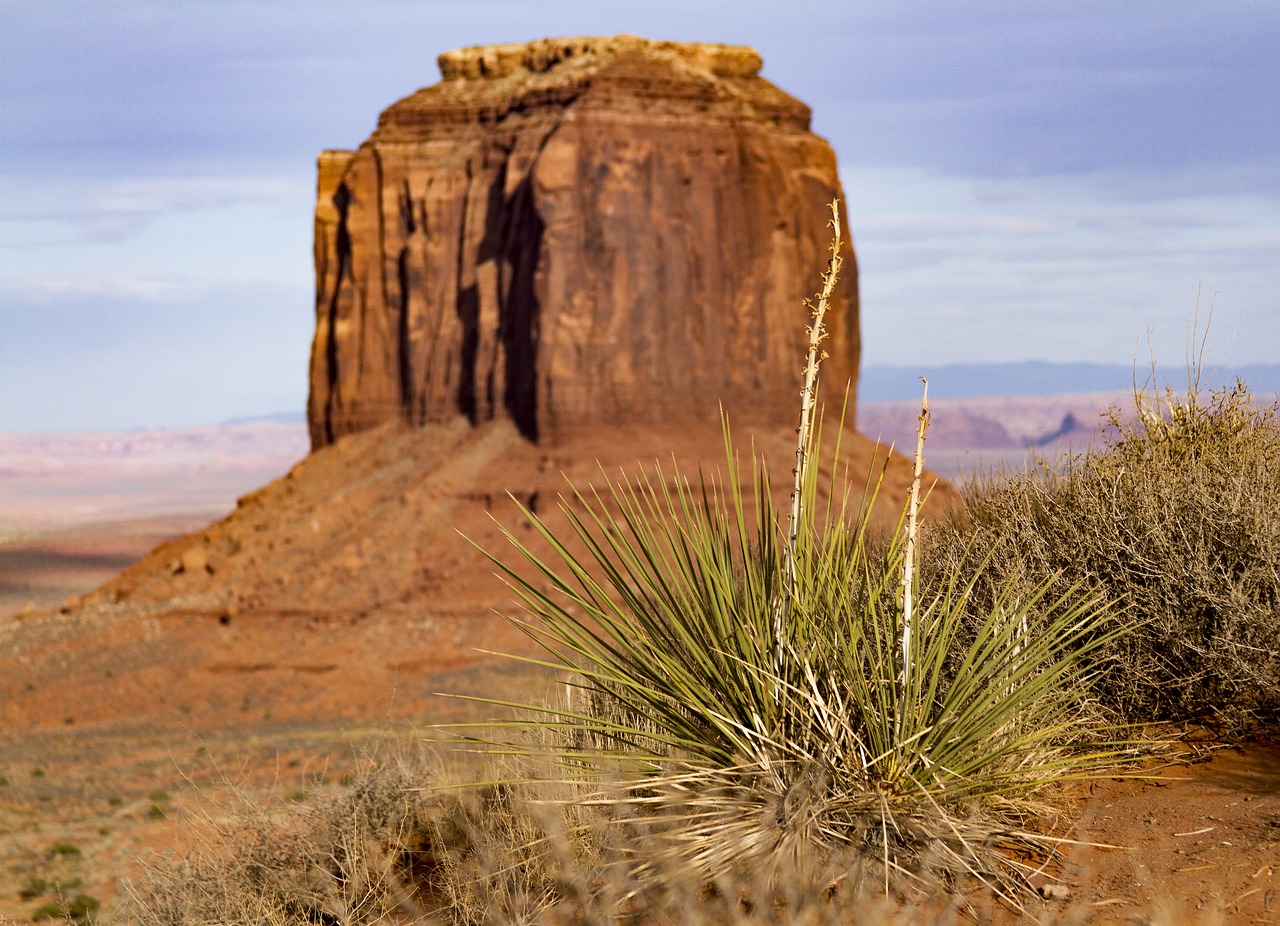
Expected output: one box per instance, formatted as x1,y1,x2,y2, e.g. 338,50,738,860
127,751,444,925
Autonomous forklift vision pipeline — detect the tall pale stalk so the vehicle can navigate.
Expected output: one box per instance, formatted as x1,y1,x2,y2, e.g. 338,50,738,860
776,200,845,667
896,377,929,735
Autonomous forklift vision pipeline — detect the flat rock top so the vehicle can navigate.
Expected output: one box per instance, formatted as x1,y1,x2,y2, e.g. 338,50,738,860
376,34,807,135
437,35,763,80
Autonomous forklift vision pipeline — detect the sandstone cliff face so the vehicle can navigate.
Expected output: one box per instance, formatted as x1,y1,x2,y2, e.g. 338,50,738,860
309,36,858,448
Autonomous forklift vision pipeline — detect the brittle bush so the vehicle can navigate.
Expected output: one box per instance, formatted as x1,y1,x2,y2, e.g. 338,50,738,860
928,375,1280,731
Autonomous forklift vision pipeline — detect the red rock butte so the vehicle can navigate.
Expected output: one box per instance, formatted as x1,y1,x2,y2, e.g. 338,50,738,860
309,35,859,449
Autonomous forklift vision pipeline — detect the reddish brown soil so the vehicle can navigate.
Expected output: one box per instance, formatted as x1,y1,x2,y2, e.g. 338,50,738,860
0,518,209,619
0,418,1276,924
1058,744,1280,922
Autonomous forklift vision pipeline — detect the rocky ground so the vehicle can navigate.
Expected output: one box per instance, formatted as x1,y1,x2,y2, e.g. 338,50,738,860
0,414,1276,924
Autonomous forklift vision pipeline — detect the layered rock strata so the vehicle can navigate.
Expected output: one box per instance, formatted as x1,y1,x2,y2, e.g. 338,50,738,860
309,35,858,448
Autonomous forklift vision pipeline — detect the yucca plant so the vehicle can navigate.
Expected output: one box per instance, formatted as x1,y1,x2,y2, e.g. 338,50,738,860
463,203,1140,905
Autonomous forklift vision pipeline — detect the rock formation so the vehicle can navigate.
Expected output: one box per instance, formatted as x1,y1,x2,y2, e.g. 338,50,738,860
309,35,858,449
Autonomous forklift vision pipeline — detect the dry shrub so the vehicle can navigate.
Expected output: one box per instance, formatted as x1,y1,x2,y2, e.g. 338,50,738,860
127,751,447,925
126,749,616,925
929,375,1280,730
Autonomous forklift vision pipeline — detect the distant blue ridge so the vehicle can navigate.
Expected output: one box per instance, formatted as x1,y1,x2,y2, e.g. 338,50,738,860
859,362,1280,402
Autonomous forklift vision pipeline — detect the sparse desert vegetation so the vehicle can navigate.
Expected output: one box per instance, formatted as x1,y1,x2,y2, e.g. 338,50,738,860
5,16,1278,924
927,356,1280,731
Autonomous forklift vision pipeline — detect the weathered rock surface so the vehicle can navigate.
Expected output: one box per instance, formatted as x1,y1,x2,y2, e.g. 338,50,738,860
309,35,858,448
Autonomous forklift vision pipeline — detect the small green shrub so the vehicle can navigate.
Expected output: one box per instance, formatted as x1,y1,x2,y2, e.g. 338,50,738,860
67,894,101,922
48,842,81,859
148,792,173,819
19,875,49,900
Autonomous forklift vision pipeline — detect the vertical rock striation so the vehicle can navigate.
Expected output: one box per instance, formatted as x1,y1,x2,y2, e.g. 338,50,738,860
309,36,859,449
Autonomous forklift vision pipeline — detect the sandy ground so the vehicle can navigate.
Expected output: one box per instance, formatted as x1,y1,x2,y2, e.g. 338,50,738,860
0,519,210,619
0,417,1277,924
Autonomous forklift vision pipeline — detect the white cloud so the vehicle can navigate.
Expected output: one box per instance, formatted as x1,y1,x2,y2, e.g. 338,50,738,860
0,174,306,244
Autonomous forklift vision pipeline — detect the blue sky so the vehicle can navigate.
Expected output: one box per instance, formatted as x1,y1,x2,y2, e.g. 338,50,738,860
2,0,1277,430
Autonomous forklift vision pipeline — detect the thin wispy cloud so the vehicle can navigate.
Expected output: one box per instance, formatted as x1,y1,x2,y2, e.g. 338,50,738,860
847,164,1280,366
0,175,304,244
0,273,194,304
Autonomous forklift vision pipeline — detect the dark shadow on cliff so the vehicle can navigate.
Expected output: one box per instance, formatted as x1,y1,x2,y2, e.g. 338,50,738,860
321,181,353,446
497,174,542,443
458,162,542,442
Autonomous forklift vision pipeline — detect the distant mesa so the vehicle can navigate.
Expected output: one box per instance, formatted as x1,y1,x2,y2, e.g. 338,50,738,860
309,35,858,450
